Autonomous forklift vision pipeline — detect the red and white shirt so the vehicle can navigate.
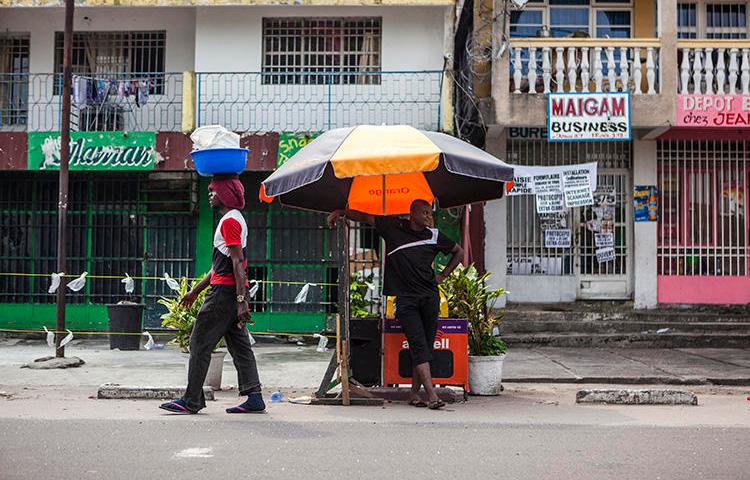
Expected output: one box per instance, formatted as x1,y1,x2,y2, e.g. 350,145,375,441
210,209,248,286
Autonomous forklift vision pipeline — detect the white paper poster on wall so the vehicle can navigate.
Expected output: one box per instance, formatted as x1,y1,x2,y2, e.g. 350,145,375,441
507,175,534,195
506,162,598,196
564,186,595,208
545,229,572,248
536,193,565,213
562,168,592,189
532,173,563,194
596,247,616,264
539,211,568,229
548,92,631,141
595,233,614,247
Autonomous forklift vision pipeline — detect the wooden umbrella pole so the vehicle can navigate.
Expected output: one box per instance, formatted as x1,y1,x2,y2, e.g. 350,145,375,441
338,220,351,406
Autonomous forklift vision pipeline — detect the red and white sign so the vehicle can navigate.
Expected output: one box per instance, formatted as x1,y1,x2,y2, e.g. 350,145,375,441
677,94,750,127
548,93,631,141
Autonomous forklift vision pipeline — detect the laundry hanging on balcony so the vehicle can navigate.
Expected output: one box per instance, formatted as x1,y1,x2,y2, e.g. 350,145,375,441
71,75,151,109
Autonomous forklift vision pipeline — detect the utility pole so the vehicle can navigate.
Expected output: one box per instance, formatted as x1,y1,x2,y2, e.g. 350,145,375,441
55,0,75,358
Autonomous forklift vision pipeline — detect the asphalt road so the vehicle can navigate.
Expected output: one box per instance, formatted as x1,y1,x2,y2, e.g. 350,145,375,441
1,418,748,480
2,385,749,480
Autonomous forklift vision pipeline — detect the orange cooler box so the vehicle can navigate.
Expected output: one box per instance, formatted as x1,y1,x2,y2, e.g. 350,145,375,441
383,318,469,392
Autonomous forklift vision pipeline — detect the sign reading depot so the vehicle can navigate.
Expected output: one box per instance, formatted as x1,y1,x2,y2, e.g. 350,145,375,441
547,92,631,141
677,94,750,127
28,132,156,171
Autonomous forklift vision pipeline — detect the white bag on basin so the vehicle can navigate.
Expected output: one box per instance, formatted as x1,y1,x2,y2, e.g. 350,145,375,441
190,125,240,150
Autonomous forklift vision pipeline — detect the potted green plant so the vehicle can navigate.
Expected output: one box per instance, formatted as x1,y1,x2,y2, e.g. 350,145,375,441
158,275,226,390
441,264,507,395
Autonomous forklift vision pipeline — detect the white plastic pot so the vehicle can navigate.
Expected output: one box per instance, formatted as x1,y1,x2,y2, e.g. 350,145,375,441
468,354,506,396
185,350,227,391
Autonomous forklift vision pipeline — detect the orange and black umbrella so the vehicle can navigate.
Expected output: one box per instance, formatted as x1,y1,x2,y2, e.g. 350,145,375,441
259,125,514,215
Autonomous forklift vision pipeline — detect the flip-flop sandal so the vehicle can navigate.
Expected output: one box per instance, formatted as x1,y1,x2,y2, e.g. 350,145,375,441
226,404,267,414
159,400,196,414
408,399,427,407
428,400,446,410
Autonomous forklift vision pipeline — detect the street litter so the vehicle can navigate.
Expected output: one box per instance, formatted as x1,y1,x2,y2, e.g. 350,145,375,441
67,272,88,292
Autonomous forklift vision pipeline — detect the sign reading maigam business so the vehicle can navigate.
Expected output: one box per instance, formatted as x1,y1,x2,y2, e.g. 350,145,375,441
547,92,631,142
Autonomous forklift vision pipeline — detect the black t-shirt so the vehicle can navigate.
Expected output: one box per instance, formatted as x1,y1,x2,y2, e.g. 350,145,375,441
374,216,457,297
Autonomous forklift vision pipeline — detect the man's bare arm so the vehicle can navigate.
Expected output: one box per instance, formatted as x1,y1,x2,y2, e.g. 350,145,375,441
229,244,251,326
436,243,465,284
327,208,376,227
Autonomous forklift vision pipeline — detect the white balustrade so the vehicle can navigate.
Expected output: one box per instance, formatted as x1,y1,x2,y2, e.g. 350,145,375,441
679,46,750,95
510,42,660,95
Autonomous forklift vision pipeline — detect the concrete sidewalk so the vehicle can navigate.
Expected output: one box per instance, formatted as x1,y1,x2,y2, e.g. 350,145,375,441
1,339,750,388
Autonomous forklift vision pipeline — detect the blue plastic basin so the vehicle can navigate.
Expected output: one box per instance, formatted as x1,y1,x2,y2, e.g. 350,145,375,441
190,148,249,176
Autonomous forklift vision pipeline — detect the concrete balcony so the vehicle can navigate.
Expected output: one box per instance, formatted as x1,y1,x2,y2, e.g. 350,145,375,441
678,40,750,95
493,38,676,129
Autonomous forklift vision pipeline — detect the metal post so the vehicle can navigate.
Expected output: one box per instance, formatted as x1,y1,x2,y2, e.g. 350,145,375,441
55,0,75,358
337,219,351,405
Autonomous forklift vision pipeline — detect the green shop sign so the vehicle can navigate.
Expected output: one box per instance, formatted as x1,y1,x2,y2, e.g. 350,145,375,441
28,132,156,171
277,131,321,167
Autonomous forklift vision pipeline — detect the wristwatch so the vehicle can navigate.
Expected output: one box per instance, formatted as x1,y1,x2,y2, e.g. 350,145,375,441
236,294,246,303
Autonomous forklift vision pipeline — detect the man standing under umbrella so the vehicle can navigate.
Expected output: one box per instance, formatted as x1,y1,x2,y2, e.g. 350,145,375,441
328,200,464,410
160,175,265,415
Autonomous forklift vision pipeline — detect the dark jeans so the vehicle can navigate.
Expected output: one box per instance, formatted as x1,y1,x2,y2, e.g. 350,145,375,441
182,285,261,412
395,294,440,365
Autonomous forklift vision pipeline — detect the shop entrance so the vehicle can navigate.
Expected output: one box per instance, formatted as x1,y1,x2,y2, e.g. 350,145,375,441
506,138,633,301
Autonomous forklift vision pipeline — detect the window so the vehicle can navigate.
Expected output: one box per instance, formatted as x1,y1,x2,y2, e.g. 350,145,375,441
262,17,381,85
510,10,545,37
0,33,30,127
677,2,749,39
509,0,632,38
550,7,591,37
596,10,632,37
707,3,747,38
678,3,698,38
53,31,166,94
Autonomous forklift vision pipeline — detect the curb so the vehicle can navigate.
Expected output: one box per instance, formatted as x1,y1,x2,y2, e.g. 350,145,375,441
97,384,215,400
576,389,698,405
504,376,750,386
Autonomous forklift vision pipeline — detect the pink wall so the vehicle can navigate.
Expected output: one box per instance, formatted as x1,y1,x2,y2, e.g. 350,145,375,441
658,276,750,304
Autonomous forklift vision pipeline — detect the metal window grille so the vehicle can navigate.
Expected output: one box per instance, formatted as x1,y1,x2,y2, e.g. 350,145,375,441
0,33,30,127
0,172,197,327
678,3,698,39
261,17,382,85
706,3,748,39
53,31,166,95
506,139,631,277
657,140,749,277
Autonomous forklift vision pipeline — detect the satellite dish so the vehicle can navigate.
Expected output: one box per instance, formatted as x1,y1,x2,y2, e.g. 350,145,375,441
511,0,529,8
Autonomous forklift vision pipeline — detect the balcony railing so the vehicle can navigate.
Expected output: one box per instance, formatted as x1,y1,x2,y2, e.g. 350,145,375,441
678,40,750,94
1,70,445,133
509,38,662,95
196,71,444,133
0,72,183,132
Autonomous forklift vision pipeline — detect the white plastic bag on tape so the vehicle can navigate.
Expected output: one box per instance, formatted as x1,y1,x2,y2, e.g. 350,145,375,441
163,272,180,292
294,283,311,304
190,125,240,150
59,329,74,348
122,273,135,294
142,331,155,350
248,332,257,346
43,326,55,347
67,272,88,292
248,280,260,299
48,272,64,294
313,333,328,352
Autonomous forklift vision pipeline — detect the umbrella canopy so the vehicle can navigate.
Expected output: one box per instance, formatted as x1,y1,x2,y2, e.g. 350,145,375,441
260,125,514,215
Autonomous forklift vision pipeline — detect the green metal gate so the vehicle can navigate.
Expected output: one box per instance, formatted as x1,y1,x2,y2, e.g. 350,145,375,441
0,171,197,330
